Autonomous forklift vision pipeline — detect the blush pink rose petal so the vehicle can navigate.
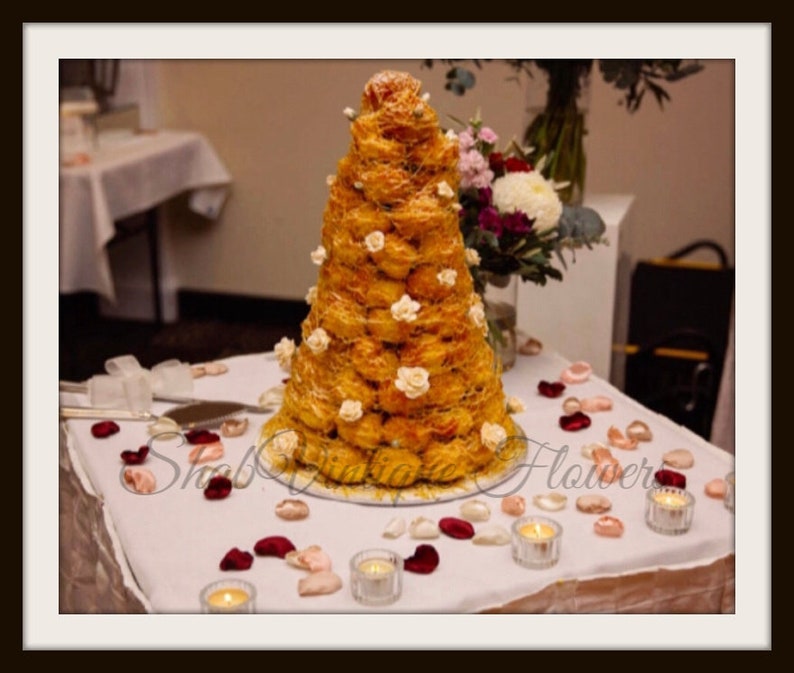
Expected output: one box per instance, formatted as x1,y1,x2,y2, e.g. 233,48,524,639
123,467,157,494
188,440,225,465
560,361,593,384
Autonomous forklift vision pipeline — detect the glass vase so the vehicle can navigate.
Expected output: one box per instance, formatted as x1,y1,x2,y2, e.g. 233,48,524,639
483,274,518,372
524,65,591,205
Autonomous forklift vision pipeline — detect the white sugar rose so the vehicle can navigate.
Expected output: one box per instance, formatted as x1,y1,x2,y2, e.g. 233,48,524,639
395,366,430,399
274,337,296,371
465,247,481,267
305,327,330,354
436,268,457,287
310,245,327,265
436,180,455,199
305,285,317,305
338,399,363,423
343,107,357,120
364,231,385,253
481,422,507,452
468,295,488,335
271,429,299,458
491,171,563,234
391,294,421,323
506,396,526,414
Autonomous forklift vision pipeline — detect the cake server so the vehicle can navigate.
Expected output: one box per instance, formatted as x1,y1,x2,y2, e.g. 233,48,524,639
59,380,270,415
59,399,268,430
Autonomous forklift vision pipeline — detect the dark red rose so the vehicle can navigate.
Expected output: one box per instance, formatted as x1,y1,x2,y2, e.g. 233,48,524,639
488,151,505,176
505,156,532,172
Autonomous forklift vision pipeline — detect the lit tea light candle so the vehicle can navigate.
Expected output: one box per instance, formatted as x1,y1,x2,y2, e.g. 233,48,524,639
511,516,562,569
724,471,735,513
199,579,256,613
645,486,695,535
349,549,403,606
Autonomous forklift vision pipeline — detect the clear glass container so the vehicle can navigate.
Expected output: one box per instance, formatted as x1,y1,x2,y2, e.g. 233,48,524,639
349,549,403,606
645,486,695,535
511,516,562,569
199,579,256,613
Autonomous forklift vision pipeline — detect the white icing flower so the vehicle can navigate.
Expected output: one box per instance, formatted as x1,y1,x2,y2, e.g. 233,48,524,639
491,171,563,234
305,327,331,354
259,385,285,409
305,285,317,305
395,366,430,399
506,396,526,414
310,245,327,265
353,181,364,190
413,104,424,117
326,174,336,186
465,248,481,267
421,92,430,102
338,399,363,423
436,180,455,199
481,422,507,452
364,231,385,253
271,429,299,458
445,129,458,141
391,294,421,323
436,268,457,287
274,337,296,371
343,106,357,120
468,295,487,335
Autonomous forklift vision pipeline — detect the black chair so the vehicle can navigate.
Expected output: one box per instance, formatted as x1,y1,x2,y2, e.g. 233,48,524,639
623,240,734,440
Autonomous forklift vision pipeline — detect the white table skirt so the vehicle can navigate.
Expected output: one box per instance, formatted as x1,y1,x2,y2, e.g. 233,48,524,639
59,129,232,302
58,346,735,616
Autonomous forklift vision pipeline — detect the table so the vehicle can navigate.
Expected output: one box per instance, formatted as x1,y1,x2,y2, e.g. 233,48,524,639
57,347,735,621
59,129,232,322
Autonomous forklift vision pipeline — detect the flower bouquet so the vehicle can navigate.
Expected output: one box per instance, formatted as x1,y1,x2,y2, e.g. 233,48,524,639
454,113,608,364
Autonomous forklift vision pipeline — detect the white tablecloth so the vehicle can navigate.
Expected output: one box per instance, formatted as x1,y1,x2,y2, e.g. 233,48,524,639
59,129,232,302
59,348,735,616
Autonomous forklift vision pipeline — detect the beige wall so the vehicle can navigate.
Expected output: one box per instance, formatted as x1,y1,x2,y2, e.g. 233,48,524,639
153,59,734,303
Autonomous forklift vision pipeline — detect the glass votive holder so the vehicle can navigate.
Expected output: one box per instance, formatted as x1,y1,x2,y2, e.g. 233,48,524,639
645,486,695,535
199,579,256,613
724,472,735,513
511,516,562,569
349,549,403,606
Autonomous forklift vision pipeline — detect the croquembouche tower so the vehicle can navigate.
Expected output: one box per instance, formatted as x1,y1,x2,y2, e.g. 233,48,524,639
259,71,523,497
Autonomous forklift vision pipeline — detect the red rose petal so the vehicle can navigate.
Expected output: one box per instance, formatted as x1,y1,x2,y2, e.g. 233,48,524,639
439,517,475,540
204,475,233,500
120,445,150,465
254,535,296,558
219,547,253,571
403,544,440,574
91,420,120,438
185,429,221,445
559,411,592,431
538,380,566,398
654,469,687,489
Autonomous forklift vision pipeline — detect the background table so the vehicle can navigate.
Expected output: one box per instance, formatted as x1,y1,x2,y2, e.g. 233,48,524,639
58,347,735,617
59,129,232,322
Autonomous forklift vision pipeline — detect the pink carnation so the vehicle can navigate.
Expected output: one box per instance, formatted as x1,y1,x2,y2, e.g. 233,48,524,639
457,128,476,151
478,126,498,144
459,150,494,190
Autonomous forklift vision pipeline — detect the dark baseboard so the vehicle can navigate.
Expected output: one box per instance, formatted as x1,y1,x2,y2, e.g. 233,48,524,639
177,290,309,326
